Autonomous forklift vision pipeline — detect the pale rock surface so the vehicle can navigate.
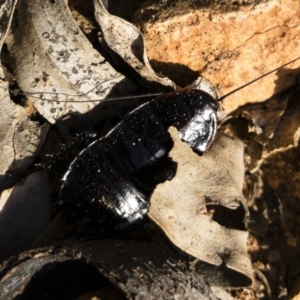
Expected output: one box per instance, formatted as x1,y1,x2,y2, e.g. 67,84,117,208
134,0,300,112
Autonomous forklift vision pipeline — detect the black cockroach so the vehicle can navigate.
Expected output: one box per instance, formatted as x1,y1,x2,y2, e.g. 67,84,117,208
1,57,300,237
59,89,219,236
57,56,300,237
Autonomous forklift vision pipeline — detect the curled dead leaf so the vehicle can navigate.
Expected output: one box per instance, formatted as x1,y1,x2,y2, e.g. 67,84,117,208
5,0,136,124
149,127,253,284
0,0,48,191
93,0,175,91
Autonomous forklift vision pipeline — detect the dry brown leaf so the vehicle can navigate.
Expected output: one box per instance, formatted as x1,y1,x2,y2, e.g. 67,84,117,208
149,127,252,281
93,0,175,91
0,0,51,261
0,0,48,190
5,0,137,124
0,92,48,187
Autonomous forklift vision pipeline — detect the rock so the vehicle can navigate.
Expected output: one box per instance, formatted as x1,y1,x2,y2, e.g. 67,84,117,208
134,0,300,112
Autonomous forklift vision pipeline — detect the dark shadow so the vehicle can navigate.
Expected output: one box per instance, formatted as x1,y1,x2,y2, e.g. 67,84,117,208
0,156,42,194
14,260,125,300
150,60,200,87
273,66,300,95
58,78,157,134
195,260,253,287
68,0,145,23
131,0,245,25
105,0,146,22
131,34,146,64
205,203,247,231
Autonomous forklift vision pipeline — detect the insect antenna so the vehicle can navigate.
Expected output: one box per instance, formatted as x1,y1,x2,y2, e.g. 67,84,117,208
219,56,300,102
0,78,162,103
1,56,300,104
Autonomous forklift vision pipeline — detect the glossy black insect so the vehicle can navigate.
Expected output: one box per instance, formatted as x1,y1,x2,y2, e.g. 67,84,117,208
58,89,219,236
56,56,300,237
1,57,300,237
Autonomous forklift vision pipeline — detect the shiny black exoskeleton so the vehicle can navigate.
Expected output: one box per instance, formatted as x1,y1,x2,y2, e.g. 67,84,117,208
59,90,219,237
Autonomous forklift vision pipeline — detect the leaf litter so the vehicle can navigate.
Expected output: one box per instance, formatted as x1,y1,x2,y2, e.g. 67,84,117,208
0,0,300,299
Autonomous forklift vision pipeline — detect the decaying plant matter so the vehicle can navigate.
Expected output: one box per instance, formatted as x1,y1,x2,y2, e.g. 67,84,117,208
0,0,300,299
